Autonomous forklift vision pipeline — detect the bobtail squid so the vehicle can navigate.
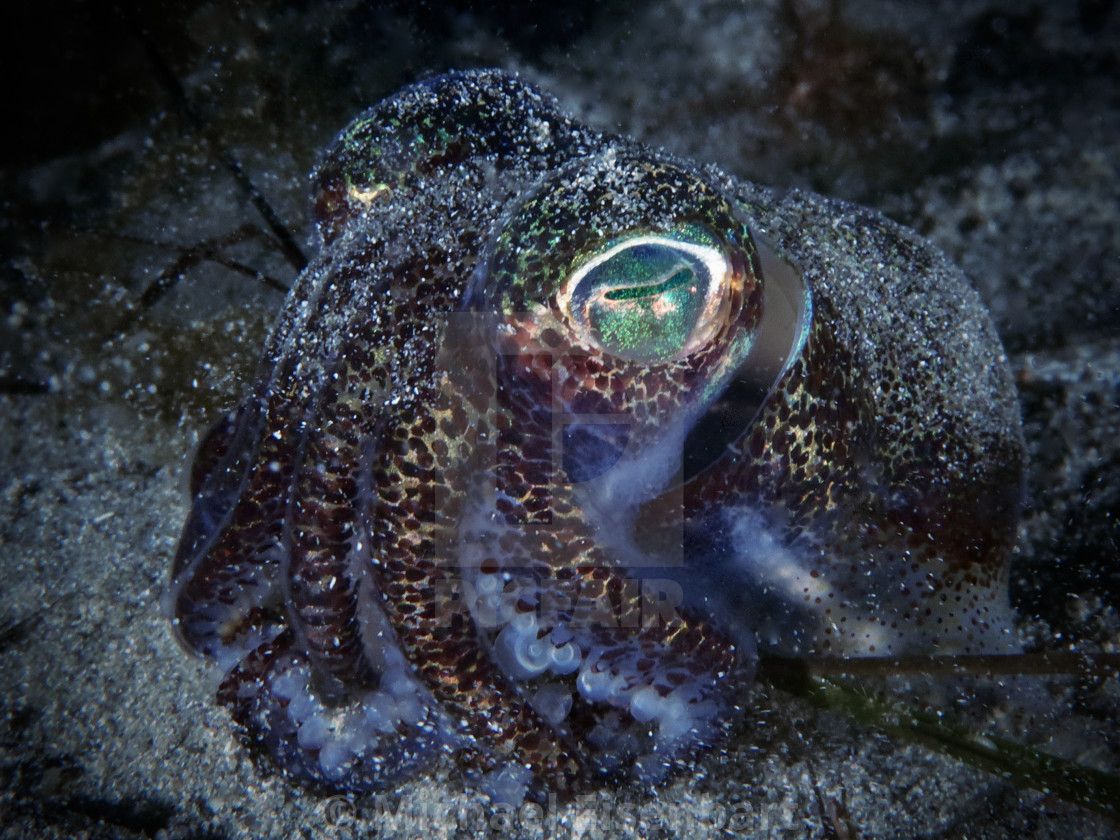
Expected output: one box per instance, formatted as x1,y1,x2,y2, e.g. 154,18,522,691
165,69,1024,802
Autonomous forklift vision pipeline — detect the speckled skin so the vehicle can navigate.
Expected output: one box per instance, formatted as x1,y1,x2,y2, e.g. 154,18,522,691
166,70,1024,800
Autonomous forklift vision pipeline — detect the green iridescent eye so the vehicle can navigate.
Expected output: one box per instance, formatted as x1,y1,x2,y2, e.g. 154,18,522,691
557,228,732,363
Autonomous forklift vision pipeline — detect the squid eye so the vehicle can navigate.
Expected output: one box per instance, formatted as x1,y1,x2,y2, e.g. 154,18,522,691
557,230,733,363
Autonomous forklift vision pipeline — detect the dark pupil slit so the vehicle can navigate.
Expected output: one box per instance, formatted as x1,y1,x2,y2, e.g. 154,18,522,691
603,267,694,301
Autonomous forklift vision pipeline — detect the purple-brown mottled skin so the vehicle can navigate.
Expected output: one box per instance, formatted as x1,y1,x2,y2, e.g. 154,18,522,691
166,70,1024,801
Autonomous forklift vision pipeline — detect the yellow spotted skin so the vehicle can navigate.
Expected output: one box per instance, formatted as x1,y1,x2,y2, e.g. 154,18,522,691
166,70,1024,801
